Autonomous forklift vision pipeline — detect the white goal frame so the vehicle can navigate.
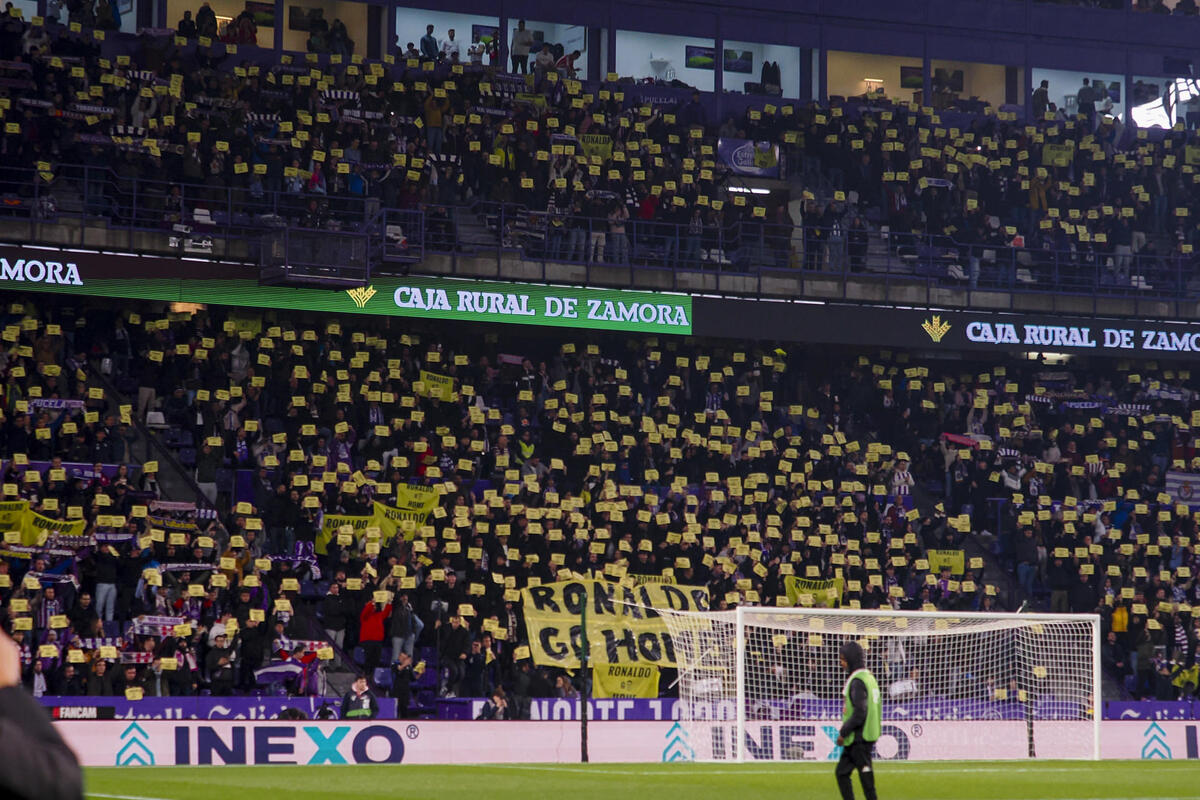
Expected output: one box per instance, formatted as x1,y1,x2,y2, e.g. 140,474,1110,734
670,606,1102,762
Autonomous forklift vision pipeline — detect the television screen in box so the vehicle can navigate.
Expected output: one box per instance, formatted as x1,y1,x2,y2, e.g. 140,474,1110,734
685,45,715,70
933,68,963,93
723,49,753,74
899,66,923,89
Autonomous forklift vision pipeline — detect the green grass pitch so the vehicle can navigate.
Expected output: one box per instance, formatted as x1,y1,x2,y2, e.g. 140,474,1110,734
84,760,1200,800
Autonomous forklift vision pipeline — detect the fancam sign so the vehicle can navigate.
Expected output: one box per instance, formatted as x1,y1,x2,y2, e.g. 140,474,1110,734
40,696,393,720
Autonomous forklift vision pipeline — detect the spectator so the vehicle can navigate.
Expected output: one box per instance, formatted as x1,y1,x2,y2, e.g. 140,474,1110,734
195,1,216,38
388,593,420,660
476,686,509,720
440,28,461,63
1032,79,1049,120
176,10,197,38
419,24,438,60
1076,78,1096,126
554,49,581,79
462,639,488,697
321,583,349,649
423,91,449,155
205,627,236,696
358,597,391,677
510,20,534,74
341,675,379,719
439,613,470,697
141,659,174,698
390,652,415,718
533,43,555,79
607,201,630,264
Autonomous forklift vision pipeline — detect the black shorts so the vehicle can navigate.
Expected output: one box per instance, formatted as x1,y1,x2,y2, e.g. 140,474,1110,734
835,738,874,776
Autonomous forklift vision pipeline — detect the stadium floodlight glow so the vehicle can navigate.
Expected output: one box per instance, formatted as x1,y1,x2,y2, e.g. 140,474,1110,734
1130,77,1200,129
661,606,1101,762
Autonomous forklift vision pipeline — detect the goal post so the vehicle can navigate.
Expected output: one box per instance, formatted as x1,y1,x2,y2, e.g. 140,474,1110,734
661,607,1101,762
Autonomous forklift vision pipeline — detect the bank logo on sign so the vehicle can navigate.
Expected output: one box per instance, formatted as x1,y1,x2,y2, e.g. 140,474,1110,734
1142,722,1172,760
662,722,694,762
921,314,951,343
0,256,83,285
116,722,154,766
346,285,377,309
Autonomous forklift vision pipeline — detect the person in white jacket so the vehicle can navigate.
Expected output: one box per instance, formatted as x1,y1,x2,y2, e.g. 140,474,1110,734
510,20,534,74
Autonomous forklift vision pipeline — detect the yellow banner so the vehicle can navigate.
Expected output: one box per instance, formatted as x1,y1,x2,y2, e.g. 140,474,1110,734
753,145,778,170
1187,146,1200,167
417,370,455,401
928,549,965,575
20,508,86,545
592,663,660,698
630,574,676,586
226,311,263,335
1042,142,1075,167
520,579,709,667
0,499,29,533
316,489,443,553
515,92,547,110
581,133,613,161
316,512,373,554
784,576,843,608
373,486,440,541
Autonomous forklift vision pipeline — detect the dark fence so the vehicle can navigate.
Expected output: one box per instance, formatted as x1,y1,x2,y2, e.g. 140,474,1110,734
1,165,1195,307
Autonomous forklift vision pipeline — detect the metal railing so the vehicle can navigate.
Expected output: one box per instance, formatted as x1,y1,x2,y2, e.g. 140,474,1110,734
2,165,1196,309
260,226,371,286
427,201,1197,306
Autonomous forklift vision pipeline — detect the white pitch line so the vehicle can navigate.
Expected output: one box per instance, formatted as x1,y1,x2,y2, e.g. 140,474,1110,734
478,763,1195,776
88,793,172,800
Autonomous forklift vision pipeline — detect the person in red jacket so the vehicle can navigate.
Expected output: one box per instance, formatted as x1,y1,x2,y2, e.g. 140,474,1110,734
359,599,392,678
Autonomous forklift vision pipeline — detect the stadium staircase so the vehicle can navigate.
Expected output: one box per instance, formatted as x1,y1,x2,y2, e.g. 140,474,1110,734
93,365,367,698
90,364,207,507
912,484,1018,611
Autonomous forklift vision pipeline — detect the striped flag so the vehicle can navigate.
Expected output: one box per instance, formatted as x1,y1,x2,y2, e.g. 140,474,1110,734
1165,471,1200,506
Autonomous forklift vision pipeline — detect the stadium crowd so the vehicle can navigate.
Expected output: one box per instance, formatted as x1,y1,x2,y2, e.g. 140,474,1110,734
0,293,1196,712
0,15,1198,285
0,6,1197,711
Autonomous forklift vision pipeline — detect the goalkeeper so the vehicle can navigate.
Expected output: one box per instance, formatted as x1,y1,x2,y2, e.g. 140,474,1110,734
835,641,881,800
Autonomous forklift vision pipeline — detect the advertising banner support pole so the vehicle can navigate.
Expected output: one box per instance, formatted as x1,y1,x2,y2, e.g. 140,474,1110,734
580,600,589,763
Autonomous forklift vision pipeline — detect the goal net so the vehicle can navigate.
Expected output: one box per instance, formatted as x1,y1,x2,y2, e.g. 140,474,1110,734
661,607,1100,762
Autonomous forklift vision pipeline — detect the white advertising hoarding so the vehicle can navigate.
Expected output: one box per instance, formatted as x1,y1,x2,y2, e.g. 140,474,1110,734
58,719,1197,767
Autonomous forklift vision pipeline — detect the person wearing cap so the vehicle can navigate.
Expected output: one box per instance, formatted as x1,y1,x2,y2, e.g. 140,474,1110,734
835,640,881,800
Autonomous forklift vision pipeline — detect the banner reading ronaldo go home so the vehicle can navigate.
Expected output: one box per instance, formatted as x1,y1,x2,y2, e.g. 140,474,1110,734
520,579,709,668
